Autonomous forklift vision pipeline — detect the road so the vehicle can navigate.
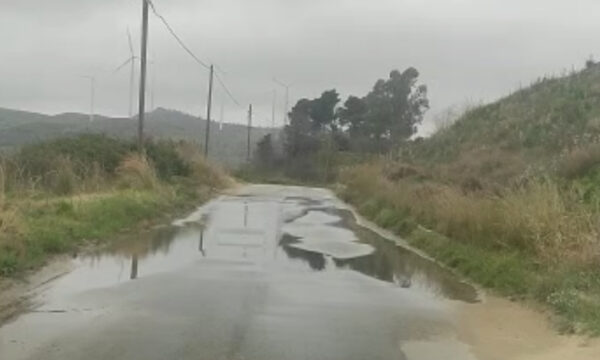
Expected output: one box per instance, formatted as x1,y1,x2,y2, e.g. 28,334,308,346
0,185,482,360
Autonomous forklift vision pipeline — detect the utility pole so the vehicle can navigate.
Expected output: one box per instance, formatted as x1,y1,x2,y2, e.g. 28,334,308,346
150,60,156,111
81,76,95,123
247,104,252,162
271,89,276,128
127,29,136,118
284,86,289,125
137,0,150,153
90,77,95,123
204,64,214,156
219,101,224,131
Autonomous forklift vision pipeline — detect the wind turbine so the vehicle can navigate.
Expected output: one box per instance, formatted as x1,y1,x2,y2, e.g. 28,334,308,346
114,29,138,118
273,78,292,125
81,75,95,123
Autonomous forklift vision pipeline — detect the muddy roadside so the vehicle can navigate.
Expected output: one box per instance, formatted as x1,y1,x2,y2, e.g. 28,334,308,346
457,295,600,360
343,193,600,360
0,257,73,325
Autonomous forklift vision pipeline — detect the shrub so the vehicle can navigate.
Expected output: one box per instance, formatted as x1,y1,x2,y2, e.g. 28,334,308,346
116,154,159,190
175,142,230,189
144,140,190,180
16,134,130,179
47,156,79,195
558,144,600,179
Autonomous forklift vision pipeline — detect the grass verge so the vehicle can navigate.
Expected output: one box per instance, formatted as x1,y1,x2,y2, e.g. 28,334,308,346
0,185,207,277
0,135,230,278
337,164,600,335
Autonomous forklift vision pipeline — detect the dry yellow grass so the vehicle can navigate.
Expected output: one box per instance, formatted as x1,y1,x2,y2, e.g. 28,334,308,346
116,153,159,190
342,161,600,265
175,143,232,189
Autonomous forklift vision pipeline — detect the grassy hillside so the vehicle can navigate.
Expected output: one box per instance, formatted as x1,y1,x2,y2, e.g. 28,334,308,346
407,63,600,187
339,63,600,334
0,107,276,168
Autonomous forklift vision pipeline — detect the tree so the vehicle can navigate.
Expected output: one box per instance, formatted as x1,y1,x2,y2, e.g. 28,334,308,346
255,134,275,169
338,68,429,151
284,98,318,159
284,90,341,158
283,90,341,179
310,89,341,131
338,95,368,138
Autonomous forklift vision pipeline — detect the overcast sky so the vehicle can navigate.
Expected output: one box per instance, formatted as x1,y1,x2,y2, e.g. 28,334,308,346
1,0,599,133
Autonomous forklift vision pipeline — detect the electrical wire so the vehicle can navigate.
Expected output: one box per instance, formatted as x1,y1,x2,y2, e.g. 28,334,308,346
147,0,210,69
215,72,242,107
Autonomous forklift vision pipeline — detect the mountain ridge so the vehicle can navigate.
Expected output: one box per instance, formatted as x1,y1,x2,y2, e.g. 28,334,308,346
0,106,276,167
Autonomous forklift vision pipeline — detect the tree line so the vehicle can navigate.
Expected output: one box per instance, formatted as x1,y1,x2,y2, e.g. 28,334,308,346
254,67,429,180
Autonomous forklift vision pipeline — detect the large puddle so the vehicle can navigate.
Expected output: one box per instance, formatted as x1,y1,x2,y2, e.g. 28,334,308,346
21,192,476,309
0,186,479,360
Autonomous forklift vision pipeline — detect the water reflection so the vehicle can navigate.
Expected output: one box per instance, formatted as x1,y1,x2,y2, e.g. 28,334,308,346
36,195,476,306
280,208,478,303
280,234,326,271
130,255,138,280
199,228,206,257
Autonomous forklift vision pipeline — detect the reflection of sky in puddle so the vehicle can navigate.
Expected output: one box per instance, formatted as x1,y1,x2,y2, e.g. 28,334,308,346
283,210,375,259
27,191,477,314
0,186,484,360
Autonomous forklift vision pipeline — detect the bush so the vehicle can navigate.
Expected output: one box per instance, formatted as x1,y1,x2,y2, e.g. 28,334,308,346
558,144,600,179
16,134,130,179
116,154,159,190
144,140,190,180
175,142,230,189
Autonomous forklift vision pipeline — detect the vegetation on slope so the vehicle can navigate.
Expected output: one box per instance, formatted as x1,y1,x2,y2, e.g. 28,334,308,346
0,135,229,276
406,63,600,187
338,63,600,335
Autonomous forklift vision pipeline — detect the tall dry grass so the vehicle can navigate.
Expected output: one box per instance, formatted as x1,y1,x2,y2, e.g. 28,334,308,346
175,142,232,189
341,162,600,264
116,153,159,190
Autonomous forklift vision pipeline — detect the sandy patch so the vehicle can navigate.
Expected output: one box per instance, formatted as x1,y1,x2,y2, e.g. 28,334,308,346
457,295,600,360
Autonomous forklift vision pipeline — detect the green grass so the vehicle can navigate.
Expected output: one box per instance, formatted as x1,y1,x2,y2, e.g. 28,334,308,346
0,134,229,277
0,186,202,276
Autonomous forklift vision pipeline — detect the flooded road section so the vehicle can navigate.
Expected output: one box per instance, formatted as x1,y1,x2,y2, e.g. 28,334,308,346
0,185,480,360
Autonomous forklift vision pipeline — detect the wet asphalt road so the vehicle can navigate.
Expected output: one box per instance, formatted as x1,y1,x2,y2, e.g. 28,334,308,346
0,185,480,360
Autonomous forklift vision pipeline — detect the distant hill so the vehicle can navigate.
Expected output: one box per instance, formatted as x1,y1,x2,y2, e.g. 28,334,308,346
407,63,600,185
0,107,277,168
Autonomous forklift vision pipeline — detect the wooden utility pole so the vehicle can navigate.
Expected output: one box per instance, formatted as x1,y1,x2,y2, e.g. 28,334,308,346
204,64,214,156
271,89,276,128
247,104,252,162
137,0,150,153
283,86,289,125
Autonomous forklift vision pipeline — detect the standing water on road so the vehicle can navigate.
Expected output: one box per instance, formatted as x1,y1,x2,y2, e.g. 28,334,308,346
0,185,479,360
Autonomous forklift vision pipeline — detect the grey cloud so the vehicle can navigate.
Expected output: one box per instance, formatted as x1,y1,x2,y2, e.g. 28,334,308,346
1,0,600,131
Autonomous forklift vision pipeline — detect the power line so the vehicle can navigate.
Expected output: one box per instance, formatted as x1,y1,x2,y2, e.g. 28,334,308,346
147,0,210,70
148,1,243,110
145,0,276,124
215,72,242,107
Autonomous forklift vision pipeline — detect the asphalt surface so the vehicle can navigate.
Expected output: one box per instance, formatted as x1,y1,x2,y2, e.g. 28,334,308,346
0,185,480,360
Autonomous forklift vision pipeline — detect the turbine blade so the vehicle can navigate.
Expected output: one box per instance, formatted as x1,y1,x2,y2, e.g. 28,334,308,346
127,28,134,56
114,58,134,73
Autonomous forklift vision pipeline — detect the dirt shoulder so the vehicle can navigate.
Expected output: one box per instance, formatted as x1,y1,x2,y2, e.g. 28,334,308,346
457,295,600,360
343,188,600,359
0,257,73,324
